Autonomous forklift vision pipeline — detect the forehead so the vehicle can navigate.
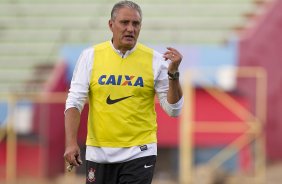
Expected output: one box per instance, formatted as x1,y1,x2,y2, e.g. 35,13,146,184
115,7,141,21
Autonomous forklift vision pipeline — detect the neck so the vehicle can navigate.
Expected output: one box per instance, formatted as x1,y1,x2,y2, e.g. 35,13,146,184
119,48,129,55
111,40,135,54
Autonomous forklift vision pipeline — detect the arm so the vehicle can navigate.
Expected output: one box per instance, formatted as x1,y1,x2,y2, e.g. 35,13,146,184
64,107,82,166
167,76,183,104
63,48,93,168
155,47,184,117
164,47,183,104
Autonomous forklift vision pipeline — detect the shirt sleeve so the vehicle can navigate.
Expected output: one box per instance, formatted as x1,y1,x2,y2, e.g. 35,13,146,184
153,50,184,117
65,47,94,113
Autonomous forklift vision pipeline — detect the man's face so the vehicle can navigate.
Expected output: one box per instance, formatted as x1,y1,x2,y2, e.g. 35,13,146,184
109,7,141,52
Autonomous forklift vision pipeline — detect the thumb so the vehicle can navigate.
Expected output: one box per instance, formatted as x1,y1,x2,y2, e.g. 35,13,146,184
75,154,83,165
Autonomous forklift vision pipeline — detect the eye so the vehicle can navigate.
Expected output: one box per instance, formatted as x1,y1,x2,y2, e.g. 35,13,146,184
133,21,140,27
120,20,129,25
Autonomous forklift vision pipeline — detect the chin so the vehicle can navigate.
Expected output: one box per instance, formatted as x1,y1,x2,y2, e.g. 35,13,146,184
123,42,136,49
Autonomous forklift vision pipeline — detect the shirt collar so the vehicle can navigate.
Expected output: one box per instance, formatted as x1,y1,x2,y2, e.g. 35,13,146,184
109,40,137,58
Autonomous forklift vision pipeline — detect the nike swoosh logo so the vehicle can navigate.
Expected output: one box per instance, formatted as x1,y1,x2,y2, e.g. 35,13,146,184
106,95,133,105
144,164,153,169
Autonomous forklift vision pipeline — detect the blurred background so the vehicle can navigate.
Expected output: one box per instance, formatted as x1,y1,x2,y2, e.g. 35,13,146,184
0,0,282,183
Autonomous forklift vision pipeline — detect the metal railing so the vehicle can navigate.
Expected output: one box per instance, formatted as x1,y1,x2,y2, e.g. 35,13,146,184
179,66,267,184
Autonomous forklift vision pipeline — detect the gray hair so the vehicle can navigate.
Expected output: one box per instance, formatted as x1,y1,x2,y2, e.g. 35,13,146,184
111,1,142,21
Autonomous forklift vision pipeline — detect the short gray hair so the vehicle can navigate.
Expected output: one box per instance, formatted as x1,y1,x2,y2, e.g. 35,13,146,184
111,1,142,21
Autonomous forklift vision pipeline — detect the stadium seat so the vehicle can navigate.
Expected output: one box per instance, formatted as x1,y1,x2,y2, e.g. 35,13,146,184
0,0,263,93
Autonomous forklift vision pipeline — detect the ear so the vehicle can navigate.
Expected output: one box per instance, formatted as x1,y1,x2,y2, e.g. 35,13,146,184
108,19,113,32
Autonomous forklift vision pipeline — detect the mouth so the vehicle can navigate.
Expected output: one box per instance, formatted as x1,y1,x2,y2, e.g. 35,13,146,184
123,35,135,40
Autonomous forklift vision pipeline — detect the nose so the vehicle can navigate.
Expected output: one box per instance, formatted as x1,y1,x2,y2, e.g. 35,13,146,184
126,23,134,32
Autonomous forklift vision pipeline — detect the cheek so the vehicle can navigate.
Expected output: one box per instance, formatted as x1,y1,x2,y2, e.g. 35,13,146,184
135,27,141,33
113,29,122,37
135,29,141,36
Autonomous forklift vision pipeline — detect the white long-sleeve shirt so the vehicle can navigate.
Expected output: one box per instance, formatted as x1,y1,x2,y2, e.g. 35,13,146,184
65,41,183,163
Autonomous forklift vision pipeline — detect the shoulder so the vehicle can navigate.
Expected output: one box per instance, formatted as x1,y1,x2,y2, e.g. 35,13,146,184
79,47,94,63
152,49,163,61
136,43,165,63
94,41,111,51
152,49,169,72
136,43,163,59
136,43,154,55
82,47,94,56
76,47,95,69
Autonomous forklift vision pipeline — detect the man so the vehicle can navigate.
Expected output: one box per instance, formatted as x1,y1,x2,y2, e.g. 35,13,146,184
64,1,183,183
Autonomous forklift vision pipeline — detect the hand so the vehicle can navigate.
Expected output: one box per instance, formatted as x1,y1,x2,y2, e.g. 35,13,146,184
64,144,82,170
163,47,183,73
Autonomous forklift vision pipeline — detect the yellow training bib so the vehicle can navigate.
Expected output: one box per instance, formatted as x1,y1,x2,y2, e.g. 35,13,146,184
86,41,157,147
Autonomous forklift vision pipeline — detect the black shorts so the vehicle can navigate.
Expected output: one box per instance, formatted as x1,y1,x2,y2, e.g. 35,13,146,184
86,155,156,184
